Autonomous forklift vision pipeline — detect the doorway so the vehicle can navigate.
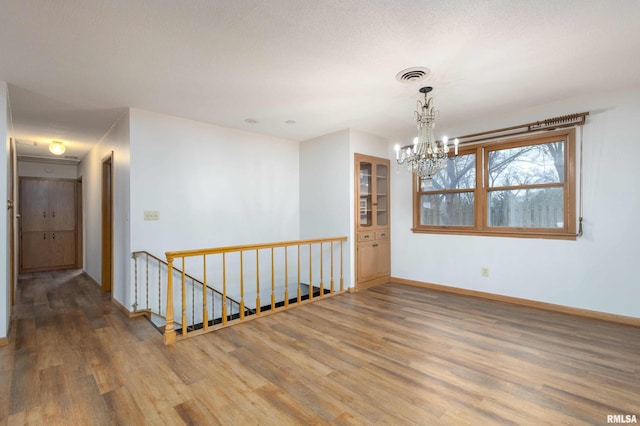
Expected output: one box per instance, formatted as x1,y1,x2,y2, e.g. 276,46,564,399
101,153,113,292
9,139,15,307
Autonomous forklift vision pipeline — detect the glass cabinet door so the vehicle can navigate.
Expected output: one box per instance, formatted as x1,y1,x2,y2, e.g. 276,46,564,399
359,162,372,227
376,163,388,226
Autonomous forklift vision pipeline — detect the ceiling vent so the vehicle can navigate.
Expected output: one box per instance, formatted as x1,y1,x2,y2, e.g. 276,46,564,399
395,67,431,84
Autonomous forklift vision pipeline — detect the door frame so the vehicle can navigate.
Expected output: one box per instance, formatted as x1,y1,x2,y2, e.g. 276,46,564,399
101,153,113,292
9,139,16,307
76,177,83,269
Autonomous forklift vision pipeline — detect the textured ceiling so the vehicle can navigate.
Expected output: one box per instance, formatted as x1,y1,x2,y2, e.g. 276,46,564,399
1,0,639,160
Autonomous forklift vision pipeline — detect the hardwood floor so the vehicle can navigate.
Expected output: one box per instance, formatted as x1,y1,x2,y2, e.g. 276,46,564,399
2,270,639,425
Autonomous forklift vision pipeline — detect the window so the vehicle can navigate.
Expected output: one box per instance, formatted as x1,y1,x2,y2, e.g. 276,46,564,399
413,129,576,239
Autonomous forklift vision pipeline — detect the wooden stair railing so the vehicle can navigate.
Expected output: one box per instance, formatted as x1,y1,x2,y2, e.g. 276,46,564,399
131,251,251,326
163,236,348,344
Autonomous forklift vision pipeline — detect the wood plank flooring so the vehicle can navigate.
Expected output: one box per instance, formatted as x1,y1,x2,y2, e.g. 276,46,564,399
1,270,639,425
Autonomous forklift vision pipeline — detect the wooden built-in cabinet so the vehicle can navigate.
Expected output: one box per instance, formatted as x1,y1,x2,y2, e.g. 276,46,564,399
19,178,78,273
355,154,390,289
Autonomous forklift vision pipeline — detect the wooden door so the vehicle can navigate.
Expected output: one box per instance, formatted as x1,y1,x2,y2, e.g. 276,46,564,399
50,231,76,267
21,231,51,270
357,241,378,282
19,178,78,273
101,155,113,292
49,180,76,231
376,238,391,277
9,139,15,307
21,179,48,231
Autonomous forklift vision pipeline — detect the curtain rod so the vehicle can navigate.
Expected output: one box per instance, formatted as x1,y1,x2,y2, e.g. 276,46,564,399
453,112,589,145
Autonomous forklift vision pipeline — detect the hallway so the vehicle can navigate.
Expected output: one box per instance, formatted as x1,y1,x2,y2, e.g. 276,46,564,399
1,270,159,424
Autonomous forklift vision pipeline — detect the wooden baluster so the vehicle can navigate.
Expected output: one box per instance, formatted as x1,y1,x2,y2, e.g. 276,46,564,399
181,257,187,336
309,243,313,301
271,247,276,310
330,241,335,293
255,249,261,316
222,252,228,324
319,242,324,297
297,244,301,304
164,256,176,345
202,255,208,330
239,251,245,320
284,246,289,308
340,240,344,291
145,254,149,309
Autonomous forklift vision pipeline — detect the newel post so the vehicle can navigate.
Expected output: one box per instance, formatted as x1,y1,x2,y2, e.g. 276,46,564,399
164,255,176,345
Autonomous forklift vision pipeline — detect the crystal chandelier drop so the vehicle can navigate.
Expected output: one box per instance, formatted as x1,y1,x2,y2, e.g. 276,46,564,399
394,87,458,180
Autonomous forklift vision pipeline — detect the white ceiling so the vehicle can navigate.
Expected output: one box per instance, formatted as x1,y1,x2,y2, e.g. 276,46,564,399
1,0,639,161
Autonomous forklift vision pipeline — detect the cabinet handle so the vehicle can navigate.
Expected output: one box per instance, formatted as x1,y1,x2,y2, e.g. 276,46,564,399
380,233,386,237
373,243,378,247
52,233,55,240
364,235,370,239
43,211,46,218
52,211,56,218
43,233,46,240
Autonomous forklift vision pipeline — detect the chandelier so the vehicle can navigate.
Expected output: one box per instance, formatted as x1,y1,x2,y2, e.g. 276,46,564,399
394,86,458,180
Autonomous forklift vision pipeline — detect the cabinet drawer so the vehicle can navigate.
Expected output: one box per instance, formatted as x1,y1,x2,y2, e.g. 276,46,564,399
358,231,375,242
375,230,390,239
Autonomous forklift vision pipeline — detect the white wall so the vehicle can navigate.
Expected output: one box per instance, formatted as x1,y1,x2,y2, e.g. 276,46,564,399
18,160,77,179
129,108,300,251
129,108,300,305
300,129,351,286
391,86,640,318
78,110,130,307
0,81,9,340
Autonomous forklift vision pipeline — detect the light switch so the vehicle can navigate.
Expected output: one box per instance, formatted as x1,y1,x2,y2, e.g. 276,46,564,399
144,210,160,221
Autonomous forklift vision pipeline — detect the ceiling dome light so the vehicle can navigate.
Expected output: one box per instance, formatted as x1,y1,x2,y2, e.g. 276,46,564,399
49,140,66,155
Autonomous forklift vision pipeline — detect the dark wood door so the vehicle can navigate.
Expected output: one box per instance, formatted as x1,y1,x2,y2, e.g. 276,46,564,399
49,180,76,231
19,178,78,273
20,179,48,232
20,231,51,270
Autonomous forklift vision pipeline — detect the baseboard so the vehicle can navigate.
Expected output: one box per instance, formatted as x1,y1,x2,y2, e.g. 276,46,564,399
111,297,132,317
111,296,150,319
354,276,390,292
82,271,148,319
82,271,101,289
391,277,640,328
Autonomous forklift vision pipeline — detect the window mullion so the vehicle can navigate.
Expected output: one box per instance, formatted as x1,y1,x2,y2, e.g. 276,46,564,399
478,146,486,231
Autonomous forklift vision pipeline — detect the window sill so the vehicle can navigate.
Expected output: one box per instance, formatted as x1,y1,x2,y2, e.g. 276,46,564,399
411,227,577,241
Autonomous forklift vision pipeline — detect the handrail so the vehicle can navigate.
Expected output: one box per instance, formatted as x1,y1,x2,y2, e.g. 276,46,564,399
163,236,348,344
165,236,348,259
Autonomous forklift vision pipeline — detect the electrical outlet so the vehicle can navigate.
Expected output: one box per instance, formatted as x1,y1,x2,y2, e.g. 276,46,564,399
144,210,160,221
481,267,489,277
